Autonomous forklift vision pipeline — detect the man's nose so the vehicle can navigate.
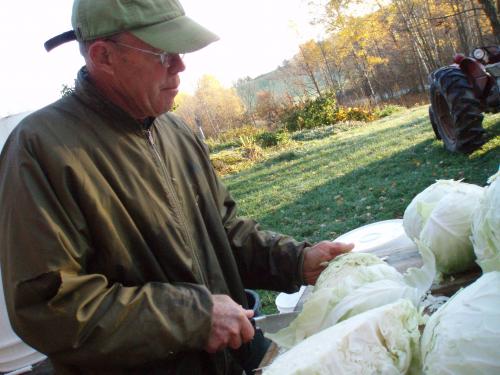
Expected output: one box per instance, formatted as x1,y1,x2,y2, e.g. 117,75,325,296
168,54,186,74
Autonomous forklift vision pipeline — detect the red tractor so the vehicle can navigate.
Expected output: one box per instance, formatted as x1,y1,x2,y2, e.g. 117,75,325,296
428,46,500,153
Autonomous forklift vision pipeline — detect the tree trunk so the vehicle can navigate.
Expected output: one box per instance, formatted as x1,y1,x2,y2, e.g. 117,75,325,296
317,40,337,92
298,45,322,97
450,0,471,53
424,0,446,65
351,51,377,104
477,0,500,42
409,40,427,93
394,0,439,72
472,0,486,45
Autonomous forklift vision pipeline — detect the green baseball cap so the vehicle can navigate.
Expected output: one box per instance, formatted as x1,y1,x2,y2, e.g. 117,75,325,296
44,0,219,53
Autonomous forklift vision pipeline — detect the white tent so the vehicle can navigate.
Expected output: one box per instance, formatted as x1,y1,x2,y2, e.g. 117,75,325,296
0,111,33,152
0,268,46,372
0,111,47,372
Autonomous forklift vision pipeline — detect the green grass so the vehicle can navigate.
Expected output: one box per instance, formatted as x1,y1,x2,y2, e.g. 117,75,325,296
220,105,500,314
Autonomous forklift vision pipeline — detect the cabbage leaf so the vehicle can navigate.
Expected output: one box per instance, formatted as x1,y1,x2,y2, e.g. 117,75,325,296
419,188,483,275
421,271,500,375
266,250,435,349
471,171,500,272
403,179,483,243
264,299,423,375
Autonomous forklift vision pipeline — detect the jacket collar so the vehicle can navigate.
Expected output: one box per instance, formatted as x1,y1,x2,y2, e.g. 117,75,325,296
74,67,156,131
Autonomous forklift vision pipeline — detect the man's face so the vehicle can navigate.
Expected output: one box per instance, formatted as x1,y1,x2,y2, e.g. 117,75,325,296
105,33,185,119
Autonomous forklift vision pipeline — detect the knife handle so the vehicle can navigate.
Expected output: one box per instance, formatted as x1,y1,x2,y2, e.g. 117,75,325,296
250,317,265,333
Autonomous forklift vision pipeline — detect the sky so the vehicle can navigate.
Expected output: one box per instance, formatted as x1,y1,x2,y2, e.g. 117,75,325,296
0,0,326,118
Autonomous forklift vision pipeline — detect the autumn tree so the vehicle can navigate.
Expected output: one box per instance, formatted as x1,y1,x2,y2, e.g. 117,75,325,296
234,76,259,125
232,0,498,110
175,75,245,138
254,91,282,125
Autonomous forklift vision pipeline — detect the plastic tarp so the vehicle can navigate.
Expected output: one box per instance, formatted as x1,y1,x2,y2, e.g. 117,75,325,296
0,111,32,152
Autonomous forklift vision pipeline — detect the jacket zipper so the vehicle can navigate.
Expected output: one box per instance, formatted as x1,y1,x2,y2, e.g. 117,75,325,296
144,128,208,285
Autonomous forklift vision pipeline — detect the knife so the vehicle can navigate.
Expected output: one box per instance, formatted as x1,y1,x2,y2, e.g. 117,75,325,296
251,311,299,334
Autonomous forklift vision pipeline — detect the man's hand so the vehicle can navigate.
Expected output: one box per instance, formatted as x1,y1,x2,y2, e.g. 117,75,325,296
303,241,354,285
205,294,255,353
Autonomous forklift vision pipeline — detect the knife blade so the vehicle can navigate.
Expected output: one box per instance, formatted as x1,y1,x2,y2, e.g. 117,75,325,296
251,311,299,334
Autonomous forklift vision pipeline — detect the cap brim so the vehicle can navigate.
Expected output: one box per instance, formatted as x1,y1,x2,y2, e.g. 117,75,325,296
44,30,77,52
131,15,219,54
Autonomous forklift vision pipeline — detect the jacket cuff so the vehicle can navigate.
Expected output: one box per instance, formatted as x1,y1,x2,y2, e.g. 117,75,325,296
177,283,214,350
296,245,310,286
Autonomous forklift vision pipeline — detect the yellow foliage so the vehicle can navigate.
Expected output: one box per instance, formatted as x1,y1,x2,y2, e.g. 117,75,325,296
174,74,245,137
366,56,388,65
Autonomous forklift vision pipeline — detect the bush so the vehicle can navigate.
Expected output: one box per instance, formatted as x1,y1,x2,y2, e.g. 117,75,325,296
374,104,405,118
256,131,290,148
219,125,264,142
282,92,339,132
280,92,377,132
206,125,265,152
340,107,376,122
239,136,264,160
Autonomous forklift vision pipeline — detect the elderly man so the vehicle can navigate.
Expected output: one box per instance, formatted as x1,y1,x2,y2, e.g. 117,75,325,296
0,0,352,374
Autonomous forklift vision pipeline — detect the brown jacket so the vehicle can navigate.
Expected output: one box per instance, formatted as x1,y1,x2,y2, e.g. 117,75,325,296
0,68,308,374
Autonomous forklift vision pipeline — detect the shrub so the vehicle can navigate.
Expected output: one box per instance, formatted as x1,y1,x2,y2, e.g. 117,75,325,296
280,92,377,132
239,136,264,160
256,131,290,148
343,107,376,122
206,125,265,152
241,144,264,160
374,105,405,118
219,125,264,142
281,92,339,132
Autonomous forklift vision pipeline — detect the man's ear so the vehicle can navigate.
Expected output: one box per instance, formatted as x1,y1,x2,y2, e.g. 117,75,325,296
87,41,116,75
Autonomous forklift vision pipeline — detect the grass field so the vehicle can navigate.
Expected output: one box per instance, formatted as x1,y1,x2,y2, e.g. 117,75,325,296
218,105,500,313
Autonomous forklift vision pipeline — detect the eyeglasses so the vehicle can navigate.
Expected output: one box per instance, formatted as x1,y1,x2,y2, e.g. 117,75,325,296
107,40,182,67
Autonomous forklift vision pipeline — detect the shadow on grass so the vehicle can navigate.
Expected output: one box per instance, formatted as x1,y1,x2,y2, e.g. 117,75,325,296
225,111,435,200
260,137,497,242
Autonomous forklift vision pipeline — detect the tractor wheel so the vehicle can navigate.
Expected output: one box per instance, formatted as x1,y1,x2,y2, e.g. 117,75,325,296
429,66,486,153
428,104,441,140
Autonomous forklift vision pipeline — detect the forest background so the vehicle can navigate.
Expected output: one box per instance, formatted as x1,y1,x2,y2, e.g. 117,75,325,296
174,0,500,140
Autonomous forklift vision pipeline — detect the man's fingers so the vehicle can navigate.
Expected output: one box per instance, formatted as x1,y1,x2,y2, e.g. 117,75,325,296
329,241,355,255
240,313,256,343
228,333,243,350
205,296,256,353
